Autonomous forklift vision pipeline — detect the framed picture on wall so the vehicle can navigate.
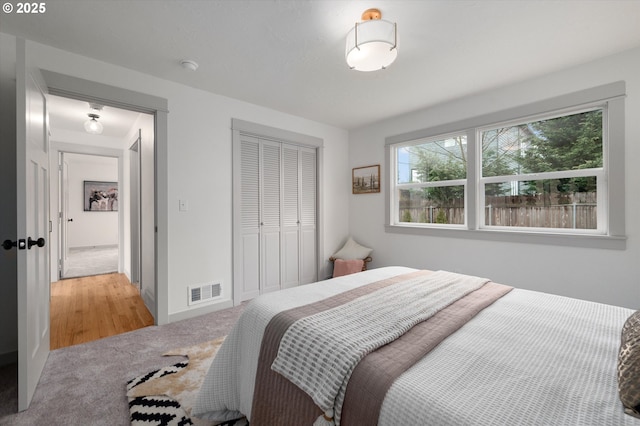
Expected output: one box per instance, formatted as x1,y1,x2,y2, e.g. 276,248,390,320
352,164,381,194
84,180,118,211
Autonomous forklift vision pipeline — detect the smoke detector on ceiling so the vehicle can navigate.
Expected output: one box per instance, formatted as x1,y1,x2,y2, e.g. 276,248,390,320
180,59,199,71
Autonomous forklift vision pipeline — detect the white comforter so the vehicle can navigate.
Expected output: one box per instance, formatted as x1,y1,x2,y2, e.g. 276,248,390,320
194,267,639,425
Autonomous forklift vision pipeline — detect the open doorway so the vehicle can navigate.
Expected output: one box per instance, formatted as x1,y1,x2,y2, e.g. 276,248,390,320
59,153,119,279
47,93,156,348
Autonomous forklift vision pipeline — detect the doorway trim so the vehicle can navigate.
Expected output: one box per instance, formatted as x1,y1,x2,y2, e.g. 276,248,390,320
41,70,169,325
52,148,123,280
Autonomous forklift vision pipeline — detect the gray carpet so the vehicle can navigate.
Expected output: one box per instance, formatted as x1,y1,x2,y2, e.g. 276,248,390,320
63,246,118,279
0,303,246,426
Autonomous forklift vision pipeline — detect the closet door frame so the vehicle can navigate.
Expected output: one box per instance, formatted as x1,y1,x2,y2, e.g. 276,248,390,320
232,119,324,305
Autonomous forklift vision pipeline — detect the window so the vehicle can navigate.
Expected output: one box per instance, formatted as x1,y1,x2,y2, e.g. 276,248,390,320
385,82,626,249
479,109,604,232
395,134,467,225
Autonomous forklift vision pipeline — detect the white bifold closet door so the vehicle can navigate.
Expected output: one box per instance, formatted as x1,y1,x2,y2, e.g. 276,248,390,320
239,137,261,300
281,144,300,289
299,147,317,285
260,140,282,294
237,134,317,302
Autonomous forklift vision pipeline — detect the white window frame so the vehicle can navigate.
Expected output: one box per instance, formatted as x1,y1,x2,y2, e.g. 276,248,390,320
476,105,607,235
385,82,626,250
393,132,468,228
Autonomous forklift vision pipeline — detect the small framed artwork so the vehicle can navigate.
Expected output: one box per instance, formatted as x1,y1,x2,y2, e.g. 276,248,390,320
352,164,380,194
84,180,118,211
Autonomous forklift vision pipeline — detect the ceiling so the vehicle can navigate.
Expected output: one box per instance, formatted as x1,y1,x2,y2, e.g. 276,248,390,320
3,1,640,130
47,95,143,141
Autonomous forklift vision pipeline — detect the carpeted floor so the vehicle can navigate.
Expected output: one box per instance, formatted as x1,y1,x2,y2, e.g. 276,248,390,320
0,303,246,426
63,245,118,279
127,337,249,426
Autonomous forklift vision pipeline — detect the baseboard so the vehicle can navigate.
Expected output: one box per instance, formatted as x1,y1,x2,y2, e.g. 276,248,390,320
0,350,17,367
168,299,234,323
69,244,118,250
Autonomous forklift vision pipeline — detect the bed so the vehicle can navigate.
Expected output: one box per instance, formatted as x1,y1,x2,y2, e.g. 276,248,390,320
193,266,639,425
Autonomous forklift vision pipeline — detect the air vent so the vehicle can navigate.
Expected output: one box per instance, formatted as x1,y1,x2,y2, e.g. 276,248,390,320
188,282,221,306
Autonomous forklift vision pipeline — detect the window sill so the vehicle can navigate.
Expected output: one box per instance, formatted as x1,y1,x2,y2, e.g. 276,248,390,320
385,224,627,250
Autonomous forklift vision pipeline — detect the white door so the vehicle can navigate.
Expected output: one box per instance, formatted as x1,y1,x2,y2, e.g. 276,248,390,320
300,147,317,284
59,155,69,278
234,134,318,302
129,135,141,287
237,135,261,302
16,39,51,411
260,140,281,294
281,144,300,289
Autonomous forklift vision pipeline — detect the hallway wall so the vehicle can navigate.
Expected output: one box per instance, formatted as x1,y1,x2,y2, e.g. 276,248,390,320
65,153,118,248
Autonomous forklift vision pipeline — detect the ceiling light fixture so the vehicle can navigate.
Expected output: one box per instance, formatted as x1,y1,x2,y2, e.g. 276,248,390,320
84,113,103,135
345,8,397,72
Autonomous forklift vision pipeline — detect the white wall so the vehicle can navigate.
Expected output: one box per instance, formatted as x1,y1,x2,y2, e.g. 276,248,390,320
65,153,118,248
349,46,640,309
16,37,350,321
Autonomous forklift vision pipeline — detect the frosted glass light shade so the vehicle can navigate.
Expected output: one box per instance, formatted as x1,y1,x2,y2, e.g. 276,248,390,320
346,19,397,71
84,115,103,134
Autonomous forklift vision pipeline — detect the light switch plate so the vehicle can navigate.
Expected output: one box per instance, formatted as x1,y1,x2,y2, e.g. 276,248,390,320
179,199,189,211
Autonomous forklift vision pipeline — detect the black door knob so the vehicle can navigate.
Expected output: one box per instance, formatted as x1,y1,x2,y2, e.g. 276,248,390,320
67,218,73,222
27,237,45,249
2,239,26,250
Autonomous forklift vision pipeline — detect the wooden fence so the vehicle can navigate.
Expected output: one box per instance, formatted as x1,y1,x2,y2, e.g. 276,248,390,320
400,196,597,229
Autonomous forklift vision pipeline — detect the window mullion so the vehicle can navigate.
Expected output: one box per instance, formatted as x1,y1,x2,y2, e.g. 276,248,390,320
481,168,603,185
467,129,478,230
397,179,467,189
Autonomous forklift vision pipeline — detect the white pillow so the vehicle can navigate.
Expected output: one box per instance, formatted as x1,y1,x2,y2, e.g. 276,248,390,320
332,237,372,260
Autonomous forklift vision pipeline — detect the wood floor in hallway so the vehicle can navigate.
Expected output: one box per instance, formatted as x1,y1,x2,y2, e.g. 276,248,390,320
50,273,154,350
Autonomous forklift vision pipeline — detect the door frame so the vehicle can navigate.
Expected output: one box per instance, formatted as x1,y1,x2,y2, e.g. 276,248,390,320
54,149,122,280
40,70,169,325
129,132,142,288
59,153,69,278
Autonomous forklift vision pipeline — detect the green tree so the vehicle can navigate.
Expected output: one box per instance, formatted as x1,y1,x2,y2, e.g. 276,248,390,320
518,110,602,194
481,128,522,196
408,137,466,207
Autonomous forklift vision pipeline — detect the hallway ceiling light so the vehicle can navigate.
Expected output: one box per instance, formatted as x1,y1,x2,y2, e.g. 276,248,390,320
345,8,398,72
84,113,103,135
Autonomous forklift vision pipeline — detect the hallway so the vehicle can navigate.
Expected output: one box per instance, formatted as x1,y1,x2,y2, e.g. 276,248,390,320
50,273,153,350
63,245,118,279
